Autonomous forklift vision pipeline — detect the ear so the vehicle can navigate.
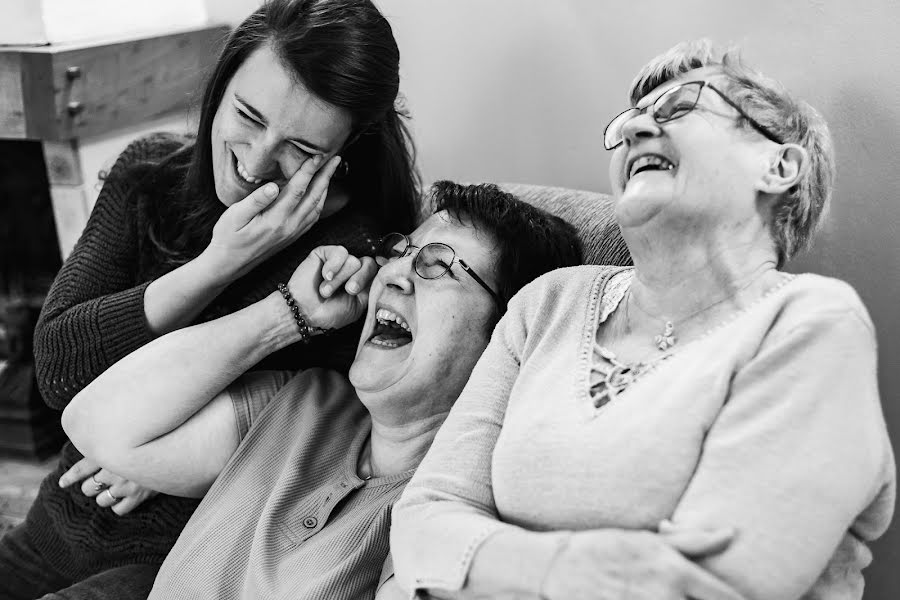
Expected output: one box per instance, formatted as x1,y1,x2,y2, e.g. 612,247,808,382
756,143,808,195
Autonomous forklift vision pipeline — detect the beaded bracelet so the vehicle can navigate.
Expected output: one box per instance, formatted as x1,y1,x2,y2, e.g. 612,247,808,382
276,282,317,344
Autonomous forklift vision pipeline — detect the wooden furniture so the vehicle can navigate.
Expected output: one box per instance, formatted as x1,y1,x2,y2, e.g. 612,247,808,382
0,25,228,459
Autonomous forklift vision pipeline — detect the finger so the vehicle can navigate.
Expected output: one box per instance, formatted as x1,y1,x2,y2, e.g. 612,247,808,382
344,257,378,295
80,467,121,498
289,155,341,221
59,457,101,488
279,154,326,209
319,246,349,282
321,255,362,298
680,560,747,600
111,495,142,517
95,485,123,508
224,181,280,229
661,527,736,558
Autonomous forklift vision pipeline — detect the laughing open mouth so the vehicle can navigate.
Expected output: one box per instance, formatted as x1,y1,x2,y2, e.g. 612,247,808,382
627,154,676,181
368,308,413,349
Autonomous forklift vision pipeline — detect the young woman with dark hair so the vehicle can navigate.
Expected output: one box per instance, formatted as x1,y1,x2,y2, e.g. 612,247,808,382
0,1,419,598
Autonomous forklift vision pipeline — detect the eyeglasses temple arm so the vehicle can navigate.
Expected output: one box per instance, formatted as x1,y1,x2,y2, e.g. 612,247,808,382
458,260,506,312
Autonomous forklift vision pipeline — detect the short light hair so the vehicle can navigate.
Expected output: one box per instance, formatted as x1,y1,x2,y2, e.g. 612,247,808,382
629,39,835,266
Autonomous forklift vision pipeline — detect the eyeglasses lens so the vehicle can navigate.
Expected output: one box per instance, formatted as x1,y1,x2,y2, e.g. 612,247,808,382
415,243,455,279
376,233,408,260
654,82,702,122
604,82,705,150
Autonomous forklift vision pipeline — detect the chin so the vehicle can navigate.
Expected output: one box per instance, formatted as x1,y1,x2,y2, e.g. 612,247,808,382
615,189,670,229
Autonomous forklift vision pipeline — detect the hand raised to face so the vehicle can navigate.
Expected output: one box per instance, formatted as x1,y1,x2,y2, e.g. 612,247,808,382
203,154,343,284
286,245,378,331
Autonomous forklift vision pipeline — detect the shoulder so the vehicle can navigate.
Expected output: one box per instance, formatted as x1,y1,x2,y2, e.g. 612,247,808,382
111,132,192,173
771,273,874,339
257,368,365,432
508,264,627,317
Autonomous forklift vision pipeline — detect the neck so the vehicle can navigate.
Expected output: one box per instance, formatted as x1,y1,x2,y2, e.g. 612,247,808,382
364,412,447,477
623,222,780,319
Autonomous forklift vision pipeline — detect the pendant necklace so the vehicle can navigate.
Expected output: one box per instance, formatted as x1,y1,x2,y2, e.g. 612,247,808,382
628,272,769,352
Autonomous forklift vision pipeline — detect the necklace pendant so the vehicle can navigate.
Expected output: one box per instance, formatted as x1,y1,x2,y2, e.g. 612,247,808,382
654,320,677,351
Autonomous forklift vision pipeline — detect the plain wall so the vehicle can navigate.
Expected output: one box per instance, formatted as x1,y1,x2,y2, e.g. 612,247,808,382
376,1,900,597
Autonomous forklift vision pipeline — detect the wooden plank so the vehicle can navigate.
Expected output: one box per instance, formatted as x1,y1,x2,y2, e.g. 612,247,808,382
51,26,230,140
0,25,229,141
20,52,56,139
46,184,90,260
41,141,82,186
0,53,26,138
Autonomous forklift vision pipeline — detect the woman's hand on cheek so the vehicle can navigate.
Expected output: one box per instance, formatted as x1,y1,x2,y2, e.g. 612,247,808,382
59,457,159,516
202,154,342,282
287,244,376,330
540,528,745,600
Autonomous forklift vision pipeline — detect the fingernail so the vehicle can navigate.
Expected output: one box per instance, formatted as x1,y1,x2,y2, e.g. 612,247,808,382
323,271,333,281
313,154,324,166
58,477,66,487
346,282,359,294
321,284,332,297
332,156,342,170
658,519,673,530
263,182,278,197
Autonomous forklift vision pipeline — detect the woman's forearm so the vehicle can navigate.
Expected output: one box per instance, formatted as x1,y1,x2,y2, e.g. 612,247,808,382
63,292,299,460
142,249,239,335
427,529,562,599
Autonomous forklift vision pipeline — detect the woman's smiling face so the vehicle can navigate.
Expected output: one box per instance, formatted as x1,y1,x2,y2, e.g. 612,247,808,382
209,43,353,207
609,66,773,233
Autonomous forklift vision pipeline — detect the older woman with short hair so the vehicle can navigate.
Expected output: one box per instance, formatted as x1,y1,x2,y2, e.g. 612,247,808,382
390,40,895,600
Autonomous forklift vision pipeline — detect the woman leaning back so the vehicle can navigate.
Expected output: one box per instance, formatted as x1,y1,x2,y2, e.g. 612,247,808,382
0,0,419,598
391,40,895,600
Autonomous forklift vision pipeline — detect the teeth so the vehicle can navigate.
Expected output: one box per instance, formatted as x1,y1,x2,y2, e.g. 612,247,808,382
375,308,411,332
235,159,263,184
370,338,405,348
628,155,675,180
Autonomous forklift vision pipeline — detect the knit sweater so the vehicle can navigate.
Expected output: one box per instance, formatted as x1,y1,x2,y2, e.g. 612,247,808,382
27,133,383,579
391,265,896,600
150,368,412,600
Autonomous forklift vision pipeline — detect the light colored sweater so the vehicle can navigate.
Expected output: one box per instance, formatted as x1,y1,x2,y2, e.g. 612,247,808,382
391,265,895,600
149,368,413,600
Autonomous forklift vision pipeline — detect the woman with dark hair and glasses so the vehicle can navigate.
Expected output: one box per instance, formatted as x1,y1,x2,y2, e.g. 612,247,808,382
391,40,895,600
0,0,419,598
58,182,581,599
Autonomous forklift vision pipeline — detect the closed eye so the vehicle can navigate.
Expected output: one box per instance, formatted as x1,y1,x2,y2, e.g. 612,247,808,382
288,142,317,159
235,105,261,126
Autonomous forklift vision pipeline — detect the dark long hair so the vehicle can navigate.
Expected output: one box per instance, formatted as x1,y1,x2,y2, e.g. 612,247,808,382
128,0,419,268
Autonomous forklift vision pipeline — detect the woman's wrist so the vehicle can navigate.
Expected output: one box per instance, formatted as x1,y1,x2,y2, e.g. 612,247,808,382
254,292,308,352
195,245,245,289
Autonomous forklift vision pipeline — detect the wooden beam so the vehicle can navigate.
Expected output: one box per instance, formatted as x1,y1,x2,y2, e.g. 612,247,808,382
0,25,229,141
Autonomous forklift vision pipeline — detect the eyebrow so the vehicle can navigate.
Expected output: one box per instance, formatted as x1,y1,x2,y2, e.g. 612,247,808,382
233,94,329,154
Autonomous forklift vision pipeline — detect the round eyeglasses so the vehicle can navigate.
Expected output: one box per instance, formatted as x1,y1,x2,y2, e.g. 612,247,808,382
603,80,784,150
375,232,504,310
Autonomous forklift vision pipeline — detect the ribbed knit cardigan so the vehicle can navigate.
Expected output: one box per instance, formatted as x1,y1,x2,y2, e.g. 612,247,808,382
27,133,383,579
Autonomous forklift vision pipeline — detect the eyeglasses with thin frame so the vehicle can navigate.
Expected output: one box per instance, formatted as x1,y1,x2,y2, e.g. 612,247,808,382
603,80,784,151
375,232,505,310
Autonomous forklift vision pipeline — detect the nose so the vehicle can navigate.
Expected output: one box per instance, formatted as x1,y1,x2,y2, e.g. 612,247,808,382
620,110,662,146
376,254,415,295
242,133,292,180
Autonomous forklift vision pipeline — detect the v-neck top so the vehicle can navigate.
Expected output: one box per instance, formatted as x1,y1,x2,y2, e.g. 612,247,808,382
150,368,413,600
392,265,896,600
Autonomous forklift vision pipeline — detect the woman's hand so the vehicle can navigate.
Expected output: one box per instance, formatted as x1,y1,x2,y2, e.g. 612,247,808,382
287,245,377,330
203,154,343,283
540,527,745,600
59,457,158,516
